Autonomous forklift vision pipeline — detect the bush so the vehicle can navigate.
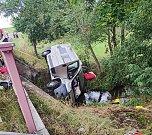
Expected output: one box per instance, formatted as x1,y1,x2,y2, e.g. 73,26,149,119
101,37,152,90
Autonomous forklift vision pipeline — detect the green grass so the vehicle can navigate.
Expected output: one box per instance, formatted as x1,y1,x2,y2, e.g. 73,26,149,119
0,78,151,135
29,90,152,135
3,27,16,34
29,91,127,135
5,29,107,70
7,31,47,69
92,41,108,59
37,36,108,60
0,89,27,132
4,27,108,61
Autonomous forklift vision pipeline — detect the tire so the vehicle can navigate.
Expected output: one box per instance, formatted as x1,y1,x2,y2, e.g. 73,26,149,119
42,50,51,57
47,80,61,91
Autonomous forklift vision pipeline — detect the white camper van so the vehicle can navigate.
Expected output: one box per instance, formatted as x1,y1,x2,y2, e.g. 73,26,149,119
42,44,84,103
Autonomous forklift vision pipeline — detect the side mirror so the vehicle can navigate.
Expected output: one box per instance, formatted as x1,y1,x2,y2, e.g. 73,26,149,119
41,50,51,57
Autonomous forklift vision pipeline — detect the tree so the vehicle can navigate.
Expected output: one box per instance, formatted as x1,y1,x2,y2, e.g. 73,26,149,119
66,1,104,72
127,0,152,41
13,0,48,57
1,0,70,57
95,0,139,53
101,0,152,90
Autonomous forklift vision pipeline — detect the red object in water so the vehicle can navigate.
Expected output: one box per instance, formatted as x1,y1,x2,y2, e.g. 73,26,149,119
84,72,96,80
0,67,8,74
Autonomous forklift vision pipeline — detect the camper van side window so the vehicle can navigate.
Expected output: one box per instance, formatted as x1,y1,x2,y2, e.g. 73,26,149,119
68,61,79,79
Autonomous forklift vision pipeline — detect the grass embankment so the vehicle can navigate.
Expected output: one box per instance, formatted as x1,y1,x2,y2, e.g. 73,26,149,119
29,90,152,135
30,92,126,135
36,36,107,59
0,85,152,134
0,89,27,133
10,33,47,69
7,27,107,70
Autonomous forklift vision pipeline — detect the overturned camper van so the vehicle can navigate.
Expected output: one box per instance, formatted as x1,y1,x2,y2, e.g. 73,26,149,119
42,44,84,103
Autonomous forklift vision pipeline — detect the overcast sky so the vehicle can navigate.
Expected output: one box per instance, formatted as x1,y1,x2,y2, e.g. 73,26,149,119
0,14,13,28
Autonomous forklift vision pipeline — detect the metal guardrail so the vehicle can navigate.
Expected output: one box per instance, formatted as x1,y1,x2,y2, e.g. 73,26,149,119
0,42,50,135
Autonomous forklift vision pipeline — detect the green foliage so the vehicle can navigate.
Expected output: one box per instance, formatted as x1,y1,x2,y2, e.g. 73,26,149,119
96,0,125,27
127,65,152,87
66,1,105,44
124,99,143,107
121,87,152,107
124,87,152,99
13,0,67,43
64,1,105,71
102,37,152,89
127,0,152,41
67,0,78,5
2,0,152,94
0,0,23,16
2,0,69,45
96,0,140,27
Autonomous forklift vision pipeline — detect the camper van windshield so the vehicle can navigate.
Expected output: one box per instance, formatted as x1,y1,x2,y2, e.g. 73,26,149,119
68,61,79,79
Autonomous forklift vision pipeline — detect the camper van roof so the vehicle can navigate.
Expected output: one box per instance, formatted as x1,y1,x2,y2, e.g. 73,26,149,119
47,44,79,68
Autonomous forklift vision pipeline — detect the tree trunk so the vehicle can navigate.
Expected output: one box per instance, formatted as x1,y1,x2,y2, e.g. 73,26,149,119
120,23,125,46
108,29,113,55
112,25,117,48
32,40,39,58
88,42,102,73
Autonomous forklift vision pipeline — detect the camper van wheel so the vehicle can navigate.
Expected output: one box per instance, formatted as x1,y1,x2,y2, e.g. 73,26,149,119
47,80,61,90
42,50,51,57
0,82,9,90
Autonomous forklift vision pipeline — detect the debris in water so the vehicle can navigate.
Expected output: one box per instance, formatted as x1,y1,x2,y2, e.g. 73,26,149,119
84,91,112,104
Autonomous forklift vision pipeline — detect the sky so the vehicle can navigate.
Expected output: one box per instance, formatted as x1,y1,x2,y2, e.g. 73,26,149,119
0,14,13,28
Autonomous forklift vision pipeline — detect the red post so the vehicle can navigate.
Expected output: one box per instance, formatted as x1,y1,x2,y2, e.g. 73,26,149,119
0,42,36,133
